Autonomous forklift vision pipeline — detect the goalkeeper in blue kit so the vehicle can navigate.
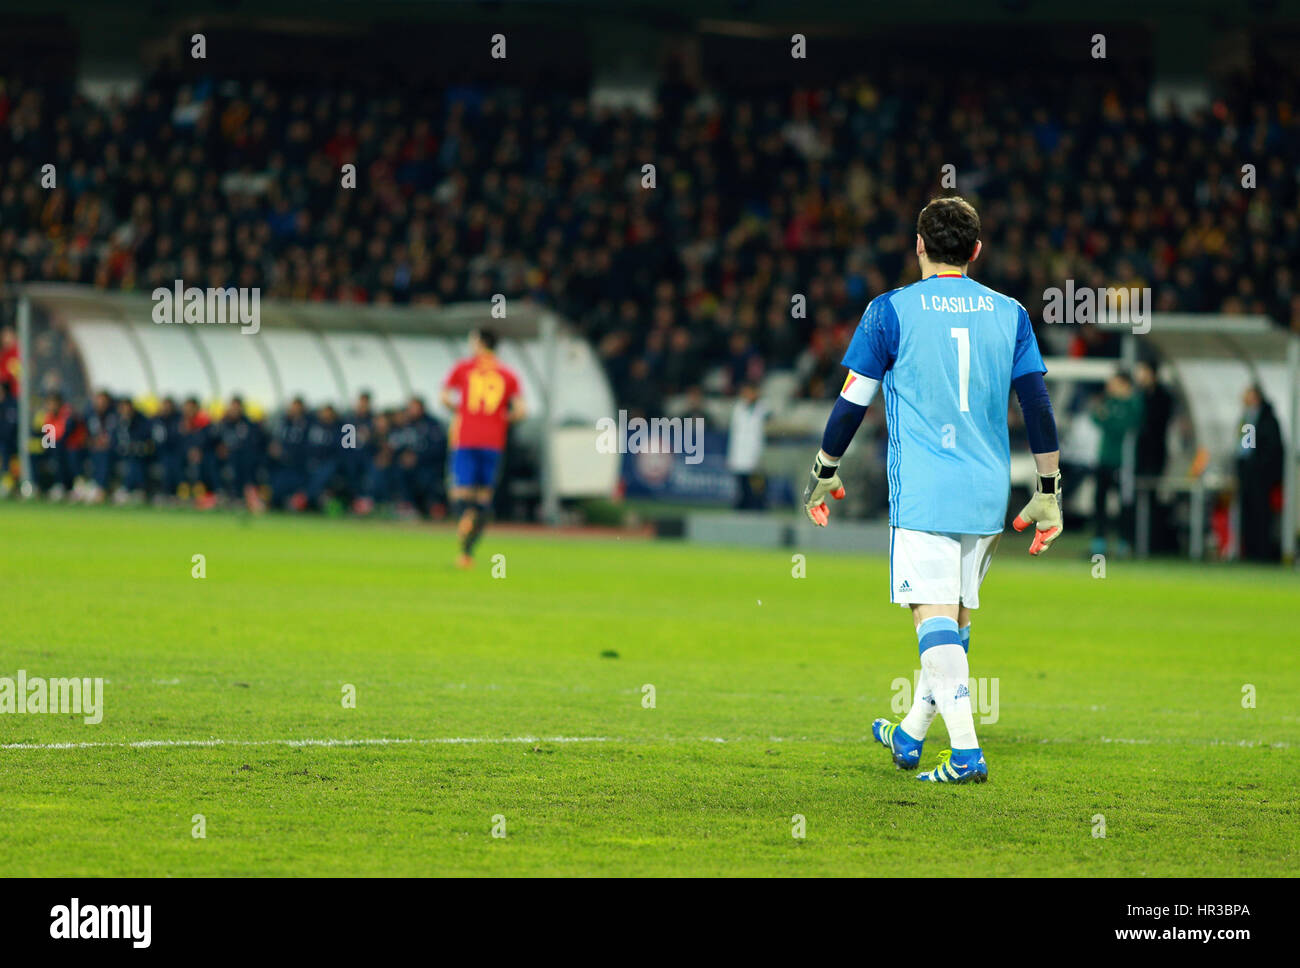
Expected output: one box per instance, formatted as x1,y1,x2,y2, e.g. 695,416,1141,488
803,196,1062,784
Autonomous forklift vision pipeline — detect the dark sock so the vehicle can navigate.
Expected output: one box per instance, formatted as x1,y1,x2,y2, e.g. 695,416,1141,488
465,501,491,555
450,500,473,553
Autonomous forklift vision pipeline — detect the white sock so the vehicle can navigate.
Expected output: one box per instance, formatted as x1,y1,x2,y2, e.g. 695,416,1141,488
922,643,979,750
900,668,938,739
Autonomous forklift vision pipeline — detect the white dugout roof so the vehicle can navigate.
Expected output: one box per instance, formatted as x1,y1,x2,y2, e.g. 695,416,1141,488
19,285,614,430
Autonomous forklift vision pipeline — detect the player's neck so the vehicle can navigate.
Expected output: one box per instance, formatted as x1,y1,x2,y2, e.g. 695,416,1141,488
920,260,968,279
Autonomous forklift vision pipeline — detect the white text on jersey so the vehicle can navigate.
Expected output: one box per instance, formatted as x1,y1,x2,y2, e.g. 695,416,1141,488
920,294,996,313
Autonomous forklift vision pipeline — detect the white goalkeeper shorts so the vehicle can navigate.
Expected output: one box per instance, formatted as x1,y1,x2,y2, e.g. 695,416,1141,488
889,528,1002,608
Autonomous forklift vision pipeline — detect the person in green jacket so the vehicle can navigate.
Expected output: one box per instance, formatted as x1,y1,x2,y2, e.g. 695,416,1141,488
1090,371,1144,556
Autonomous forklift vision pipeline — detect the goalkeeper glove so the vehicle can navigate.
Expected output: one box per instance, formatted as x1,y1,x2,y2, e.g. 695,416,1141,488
1012,471,1063,555
803,453,845,526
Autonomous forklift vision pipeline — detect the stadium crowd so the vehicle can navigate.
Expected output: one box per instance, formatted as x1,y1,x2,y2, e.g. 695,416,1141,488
0,66,1294,547
2,66,1299,410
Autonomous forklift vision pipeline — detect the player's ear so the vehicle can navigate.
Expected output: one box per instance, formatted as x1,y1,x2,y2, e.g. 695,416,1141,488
915,234,924,258
968,239,982,265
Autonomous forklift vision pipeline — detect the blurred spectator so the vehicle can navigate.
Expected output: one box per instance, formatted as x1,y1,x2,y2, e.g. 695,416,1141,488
622,359,663,419
1089,371,1143,556
84,390,116,502
110,397,151,502
1237,384,1284,562
726,383,769,511
389,397,446,517
0,381,16,489
1134,360,1176,552
1,327,18,398
344,391,375,500
212,396,263,508
36,391,81,498
179,396,214,497
667,385,717,432
269,397,311,509
726,331,764,394
357,412,395,513
151,397,183,500
1134,362,1173,476
306,404,343,509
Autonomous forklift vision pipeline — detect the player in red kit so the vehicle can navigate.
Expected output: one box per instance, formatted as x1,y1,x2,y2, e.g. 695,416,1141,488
439,329,526,569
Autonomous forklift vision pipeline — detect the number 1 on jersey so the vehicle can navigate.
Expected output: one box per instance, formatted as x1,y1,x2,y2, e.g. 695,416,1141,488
950,327,970,412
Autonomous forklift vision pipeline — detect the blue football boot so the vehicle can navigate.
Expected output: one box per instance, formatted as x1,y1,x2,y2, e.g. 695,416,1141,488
916,748,988,784
871,718,923,770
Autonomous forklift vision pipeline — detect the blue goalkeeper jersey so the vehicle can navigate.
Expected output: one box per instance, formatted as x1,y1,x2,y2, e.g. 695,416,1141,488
841,272,1046,535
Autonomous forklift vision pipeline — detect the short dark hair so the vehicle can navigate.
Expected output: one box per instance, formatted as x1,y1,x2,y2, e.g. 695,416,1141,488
475,328,498,351
917,196,981,265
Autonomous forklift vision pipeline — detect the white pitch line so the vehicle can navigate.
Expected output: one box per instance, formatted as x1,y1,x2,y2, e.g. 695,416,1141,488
0,736,611,752
1,735,1289,752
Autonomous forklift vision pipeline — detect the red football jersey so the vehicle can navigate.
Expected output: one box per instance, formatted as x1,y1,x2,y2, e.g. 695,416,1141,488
443,355,521,450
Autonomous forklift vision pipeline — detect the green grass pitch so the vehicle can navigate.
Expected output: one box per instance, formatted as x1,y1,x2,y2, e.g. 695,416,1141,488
1,502,1295,876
